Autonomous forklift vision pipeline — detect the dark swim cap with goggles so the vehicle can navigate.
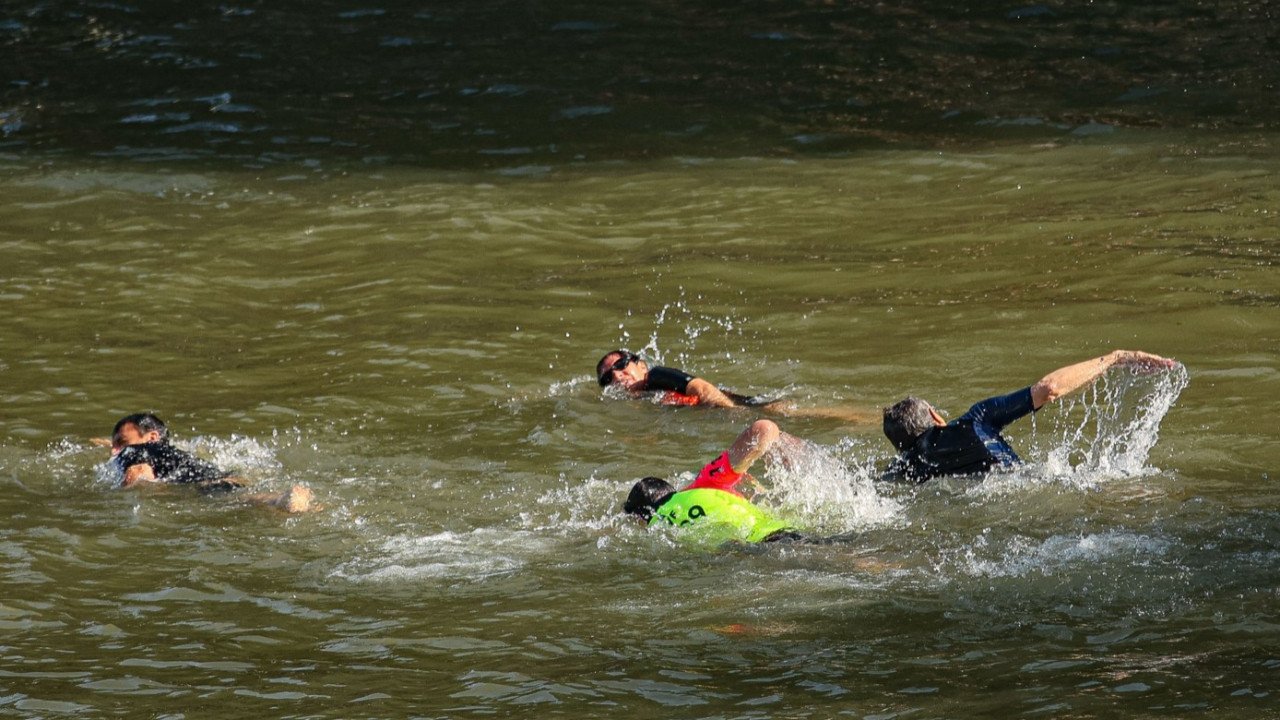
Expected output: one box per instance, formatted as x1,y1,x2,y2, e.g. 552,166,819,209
598,351,641,386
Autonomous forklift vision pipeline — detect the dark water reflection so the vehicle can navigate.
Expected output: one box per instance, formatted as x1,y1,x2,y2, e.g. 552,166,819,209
4,0,1277,167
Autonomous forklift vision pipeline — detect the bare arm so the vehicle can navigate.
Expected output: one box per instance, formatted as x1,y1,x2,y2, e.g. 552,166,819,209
774,403,879,425
242,484,315,513
1031,350,1177,409
686,377,739,408
120,463,157,488
726,419,781,472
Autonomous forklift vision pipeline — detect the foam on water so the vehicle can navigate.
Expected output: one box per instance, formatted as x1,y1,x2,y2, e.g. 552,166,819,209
532,474,632,532
329,529,540,583
949,529,1171,580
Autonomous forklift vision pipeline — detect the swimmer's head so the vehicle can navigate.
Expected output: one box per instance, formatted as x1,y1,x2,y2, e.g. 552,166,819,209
623,477,675,521
597,349,647,389
882,397,943,450
111,413,168,452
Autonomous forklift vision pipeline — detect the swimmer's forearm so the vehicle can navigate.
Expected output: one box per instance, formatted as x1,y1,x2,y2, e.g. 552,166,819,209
727,420,782,473
120,463,156,488
687,378,737,408
1032,350,1177,409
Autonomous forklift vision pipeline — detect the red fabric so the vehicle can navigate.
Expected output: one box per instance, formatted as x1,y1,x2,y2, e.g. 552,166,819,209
687,452,744,494
660,391,700,406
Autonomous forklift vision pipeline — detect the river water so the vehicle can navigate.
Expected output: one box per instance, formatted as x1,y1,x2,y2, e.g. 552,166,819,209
2,1,1279,718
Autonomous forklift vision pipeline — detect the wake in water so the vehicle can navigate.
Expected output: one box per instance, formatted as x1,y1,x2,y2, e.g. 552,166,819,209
329,529,540,583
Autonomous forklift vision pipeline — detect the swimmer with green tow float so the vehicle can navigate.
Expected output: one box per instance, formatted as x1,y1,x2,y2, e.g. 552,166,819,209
622,419,809,544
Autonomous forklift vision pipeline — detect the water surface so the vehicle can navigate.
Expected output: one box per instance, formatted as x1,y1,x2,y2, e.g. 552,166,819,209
2,0,1279,716
3,134,1278,718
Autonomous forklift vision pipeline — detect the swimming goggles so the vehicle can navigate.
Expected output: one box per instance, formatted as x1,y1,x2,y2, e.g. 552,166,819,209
598,352,641,386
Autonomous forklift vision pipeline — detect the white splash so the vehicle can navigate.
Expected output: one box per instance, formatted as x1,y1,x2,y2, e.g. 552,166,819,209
621,293,752,367
185,434,284,478
759,436,903,536
1035,362,1189,484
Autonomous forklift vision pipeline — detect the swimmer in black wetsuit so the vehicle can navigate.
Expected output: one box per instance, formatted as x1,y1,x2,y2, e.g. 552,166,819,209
596,350,876,423
596,350,774,408
881,350,1178,483
97,413,314,512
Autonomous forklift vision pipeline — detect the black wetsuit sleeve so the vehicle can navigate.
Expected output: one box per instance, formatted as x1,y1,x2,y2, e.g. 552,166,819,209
959,386,1036,433
646,365,781,407
168,453,232,485
644,366,695,394
115,445,155,473
118,442,231,485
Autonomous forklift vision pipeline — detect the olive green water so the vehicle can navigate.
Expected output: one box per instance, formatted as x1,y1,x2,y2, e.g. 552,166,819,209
3,135,1277,718
3,1,1280,718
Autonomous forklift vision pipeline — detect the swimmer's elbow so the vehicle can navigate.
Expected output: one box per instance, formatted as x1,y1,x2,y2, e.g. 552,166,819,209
750,418,780,443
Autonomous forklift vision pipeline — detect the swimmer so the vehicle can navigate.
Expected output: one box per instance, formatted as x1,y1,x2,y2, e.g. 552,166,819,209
881,349,1179,482
596,349,776,408
596,349,875,423
622,419,809,544
94,413,314,513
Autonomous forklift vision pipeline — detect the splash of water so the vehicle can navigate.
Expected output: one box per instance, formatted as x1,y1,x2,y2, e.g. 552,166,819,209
759,436,902,537
1034,363,1189,484
617,291,752,367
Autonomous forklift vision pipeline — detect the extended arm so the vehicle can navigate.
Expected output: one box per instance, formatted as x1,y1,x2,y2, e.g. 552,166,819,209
1030,350,1177,409
775,403,879,425
686,377,739,408
726,419,782,472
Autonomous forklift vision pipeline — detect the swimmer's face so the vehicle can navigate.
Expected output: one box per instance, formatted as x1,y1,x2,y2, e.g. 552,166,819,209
111,423,161,455
600,352,647,390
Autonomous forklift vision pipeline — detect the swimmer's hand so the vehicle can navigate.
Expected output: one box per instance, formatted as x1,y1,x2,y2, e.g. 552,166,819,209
268,485,315,513
740,473,767,500
119,463,157,488
89,437,112,448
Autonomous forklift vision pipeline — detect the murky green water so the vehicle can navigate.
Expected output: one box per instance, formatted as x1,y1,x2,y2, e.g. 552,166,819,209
3,134,1277,718
3,1,1280,717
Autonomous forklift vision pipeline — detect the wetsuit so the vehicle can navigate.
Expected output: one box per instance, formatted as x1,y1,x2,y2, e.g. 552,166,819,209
884,387,1036,483
642,366,776,407
640,366,699,405
115,441,241,492
650,452,798,543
